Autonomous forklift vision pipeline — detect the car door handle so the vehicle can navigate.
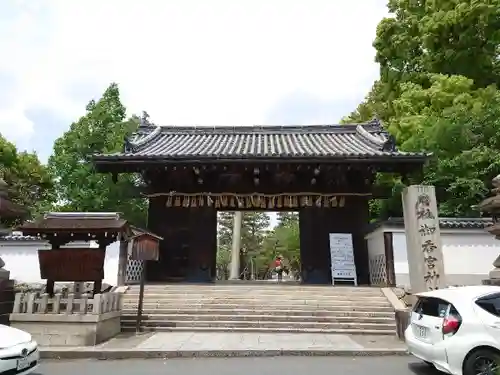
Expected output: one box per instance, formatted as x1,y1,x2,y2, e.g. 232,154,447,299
434,325,441,329
489,323,500,329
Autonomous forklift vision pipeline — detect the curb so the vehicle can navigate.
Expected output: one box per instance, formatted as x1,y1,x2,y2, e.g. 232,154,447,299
40,348,409,360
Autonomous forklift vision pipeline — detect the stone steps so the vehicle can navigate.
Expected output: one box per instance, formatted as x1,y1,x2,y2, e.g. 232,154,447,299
120,318,396,332
122,308,394,317
122,284,396,335
125,289,384,296
123,301,392,310
120,325,395,335
123,295,390,302
121,313,394,323
123,297,388,303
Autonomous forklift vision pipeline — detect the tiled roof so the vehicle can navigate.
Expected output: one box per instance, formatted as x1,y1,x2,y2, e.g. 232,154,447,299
94,119,428,161
19,212,130,234
368,217,493,233
0,232,41,242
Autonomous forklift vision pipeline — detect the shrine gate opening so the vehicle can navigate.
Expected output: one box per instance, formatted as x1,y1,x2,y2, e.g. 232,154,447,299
93,119,427,285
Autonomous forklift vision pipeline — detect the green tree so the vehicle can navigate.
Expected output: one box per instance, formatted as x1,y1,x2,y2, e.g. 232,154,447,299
0,135,53,225
345,0,500,123
276,212,298,228
376,0,500,89
216,211,234,279
376,74,500,218
344,0,500,219
217,211,234,251
216,211,270,279
48,83,147,226
265,223,301,275
241,212,270,254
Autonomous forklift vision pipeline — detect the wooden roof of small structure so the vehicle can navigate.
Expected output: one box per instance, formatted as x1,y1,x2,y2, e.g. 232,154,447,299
19,212,132,237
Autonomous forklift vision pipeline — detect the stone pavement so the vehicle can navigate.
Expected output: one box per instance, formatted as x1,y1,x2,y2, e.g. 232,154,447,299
39,331,407,359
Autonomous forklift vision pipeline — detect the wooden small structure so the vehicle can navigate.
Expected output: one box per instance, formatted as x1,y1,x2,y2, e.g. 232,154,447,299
127,228,162,331
19,212,133,296
129,228,162,262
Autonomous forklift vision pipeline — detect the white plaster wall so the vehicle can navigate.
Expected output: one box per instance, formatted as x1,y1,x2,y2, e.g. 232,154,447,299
390,230,500,287
0,240,120,286
366,229,385,259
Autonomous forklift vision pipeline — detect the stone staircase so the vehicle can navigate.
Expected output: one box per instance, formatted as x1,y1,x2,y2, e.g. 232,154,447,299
121,283,396,335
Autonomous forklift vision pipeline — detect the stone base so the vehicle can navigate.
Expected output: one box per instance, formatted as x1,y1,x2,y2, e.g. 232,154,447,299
0,269,10,280
489,268,500,279
482,279,500,286
395,309,410,341
0,278,14,325
10,312,121,346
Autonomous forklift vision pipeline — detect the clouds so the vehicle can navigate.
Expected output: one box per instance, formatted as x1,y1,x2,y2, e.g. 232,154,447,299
0,0,388,161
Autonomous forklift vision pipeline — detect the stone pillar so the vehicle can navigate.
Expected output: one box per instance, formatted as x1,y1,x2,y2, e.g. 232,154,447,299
402,185,446,293
229,211,242,280
73,282,85,298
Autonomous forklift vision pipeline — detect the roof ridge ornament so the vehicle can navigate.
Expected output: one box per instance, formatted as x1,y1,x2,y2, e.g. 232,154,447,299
355,118,397,152
123,110,161,153
356,124,385,147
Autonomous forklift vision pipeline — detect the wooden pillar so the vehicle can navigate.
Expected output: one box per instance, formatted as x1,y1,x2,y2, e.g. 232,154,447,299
383,232,396,287
93,245,104,295
146,197,217,283
46,243,58,297
146,199,191,282
299,208,331,284
187,207,217,283
350,197,370,285
299,197,371,286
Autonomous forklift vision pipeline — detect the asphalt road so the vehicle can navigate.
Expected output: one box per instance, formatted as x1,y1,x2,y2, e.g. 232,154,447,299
34,356,441,375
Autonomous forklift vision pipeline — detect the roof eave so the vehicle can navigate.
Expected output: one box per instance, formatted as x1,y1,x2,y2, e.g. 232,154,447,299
93,153,429,165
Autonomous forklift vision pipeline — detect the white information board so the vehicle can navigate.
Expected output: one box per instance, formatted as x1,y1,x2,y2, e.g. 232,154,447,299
329,233,357,286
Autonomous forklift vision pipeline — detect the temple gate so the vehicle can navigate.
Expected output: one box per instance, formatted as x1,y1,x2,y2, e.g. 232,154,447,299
93,118,427,285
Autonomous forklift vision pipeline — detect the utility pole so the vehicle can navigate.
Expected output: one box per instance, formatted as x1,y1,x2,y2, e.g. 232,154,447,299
229,211,243,280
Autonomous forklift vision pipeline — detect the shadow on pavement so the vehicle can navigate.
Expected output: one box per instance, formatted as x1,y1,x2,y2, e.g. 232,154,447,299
407,362,443,375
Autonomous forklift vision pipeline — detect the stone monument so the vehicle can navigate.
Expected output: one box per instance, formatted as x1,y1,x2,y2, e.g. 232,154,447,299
477,174,500,284
402,185,446,293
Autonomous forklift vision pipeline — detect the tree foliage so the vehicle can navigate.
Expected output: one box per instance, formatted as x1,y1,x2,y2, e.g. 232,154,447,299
344,0,500,219
390,74,500,217
264,212,300,276
48,83,147,226
0,135,53,225
216,212,303,279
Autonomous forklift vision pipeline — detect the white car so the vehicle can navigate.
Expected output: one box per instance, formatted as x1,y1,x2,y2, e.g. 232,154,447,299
405,285,500,375
0,324,39,375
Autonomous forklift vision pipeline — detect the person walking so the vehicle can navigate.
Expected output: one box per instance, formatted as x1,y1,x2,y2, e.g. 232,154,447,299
274,256,284,282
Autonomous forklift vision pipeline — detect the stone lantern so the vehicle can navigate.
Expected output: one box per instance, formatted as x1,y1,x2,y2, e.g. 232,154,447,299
477,174,500,284
0,177,26,279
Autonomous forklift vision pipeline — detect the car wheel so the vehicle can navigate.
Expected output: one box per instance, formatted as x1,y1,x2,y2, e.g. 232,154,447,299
463,349,500,375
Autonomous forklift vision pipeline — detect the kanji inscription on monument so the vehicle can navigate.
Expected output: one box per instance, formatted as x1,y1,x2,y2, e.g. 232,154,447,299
402,185,446,293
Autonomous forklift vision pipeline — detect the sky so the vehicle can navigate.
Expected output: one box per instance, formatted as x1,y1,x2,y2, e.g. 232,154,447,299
0,0,389,163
